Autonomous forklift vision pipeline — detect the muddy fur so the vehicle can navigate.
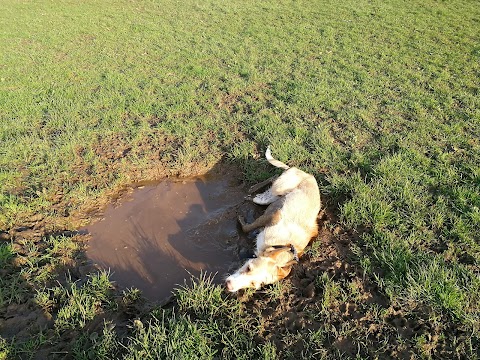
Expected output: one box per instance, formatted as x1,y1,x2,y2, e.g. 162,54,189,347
225,147,321,292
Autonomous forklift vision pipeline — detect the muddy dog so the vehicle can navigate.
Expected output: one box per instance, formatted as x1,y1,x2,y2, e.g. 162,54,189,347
225,147,321,292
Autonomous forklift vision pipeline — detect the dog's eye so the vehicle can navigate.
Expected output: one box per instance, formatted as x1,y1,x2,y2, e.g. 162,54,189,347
246,265,252,273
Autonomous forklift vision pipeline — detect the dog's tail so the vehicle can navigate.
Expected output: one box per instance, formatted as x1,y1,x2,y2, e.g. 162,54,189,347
266,146,290,170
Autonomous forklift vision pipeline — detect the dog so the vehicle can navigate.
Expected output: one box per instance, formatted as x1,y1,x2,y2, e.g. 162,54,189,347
225,146,321,292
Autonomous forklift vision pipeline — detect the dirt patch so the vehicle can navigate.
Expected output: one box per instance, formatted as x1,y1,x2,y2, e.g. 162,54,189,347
227,207,477,359
83,174,257,301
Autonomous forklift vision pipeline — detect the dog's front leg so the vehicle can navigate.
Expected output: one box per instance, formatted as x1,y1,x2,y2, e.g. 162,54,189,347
238,205,281,233
238,214,267,233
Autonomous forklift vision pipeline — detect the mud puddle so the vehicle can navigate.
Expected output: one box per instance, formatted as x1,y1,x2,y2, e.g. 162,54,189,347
83,175,251,301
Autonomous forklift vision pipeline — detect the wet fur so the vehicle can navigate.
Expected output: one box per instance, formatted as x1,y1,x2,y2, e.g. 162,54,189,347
225,147,321,292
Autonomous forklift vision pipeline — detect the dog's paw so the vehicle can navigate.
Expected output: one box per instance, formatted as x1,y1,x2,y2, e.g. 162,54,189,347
253,188,279,205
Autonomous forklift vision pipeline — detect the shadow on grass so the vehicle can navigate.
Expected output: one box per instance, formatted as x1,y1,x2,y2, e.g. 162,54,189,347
0,227,111,358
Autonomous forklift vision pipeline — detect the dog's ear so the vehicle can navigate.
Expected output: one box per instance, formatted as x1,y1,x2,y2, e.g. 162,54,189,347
277,258,297,279
277,264,293,279
282,260,297,268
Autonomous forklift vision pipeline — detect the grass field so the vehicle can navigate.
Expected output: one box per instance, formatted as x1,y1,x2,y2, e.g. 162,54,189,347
1,0,479,358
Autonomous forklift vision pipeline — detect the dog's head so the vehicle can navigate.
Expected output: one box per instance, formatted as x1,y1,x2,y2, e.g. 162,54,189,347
225,245,298,292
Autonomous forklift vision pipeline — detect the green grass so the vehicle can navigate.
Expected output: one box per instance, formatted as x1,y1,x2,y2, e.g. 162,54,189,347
1,0,479,358
126,275,282,360
123,313,217,360
53,271,115,332
73,321,119,360
316,273,342,311
0,243,13,268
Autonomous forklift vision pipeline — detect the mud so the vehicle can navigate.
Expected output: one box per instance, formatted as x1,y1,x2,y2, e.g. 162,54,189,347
83,175,252,300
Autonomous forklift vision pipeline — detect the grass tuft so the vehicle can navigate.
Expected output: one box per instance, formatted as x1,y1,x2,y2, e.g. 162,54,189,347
72,321,119,360
123,313,216,360
53,271,114,332
0,243,13,268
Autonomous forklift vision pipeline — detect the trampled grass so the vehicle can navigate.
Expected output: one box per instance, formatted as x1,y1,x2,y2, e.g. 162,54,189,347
1,0,479,358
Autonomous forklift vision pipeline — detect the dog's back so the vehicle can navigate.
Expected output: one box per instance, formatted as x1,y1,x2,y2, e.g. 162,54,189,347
225,148,321,292
256,152,321,254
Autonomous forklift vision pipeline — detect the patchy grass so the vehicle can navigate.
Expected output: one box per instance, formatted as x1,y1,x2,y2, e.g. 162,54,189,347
0,244,13,268
1,0,479,358
53,271,115,332
72,320,119,360
98,275,271,360
122,314,217,360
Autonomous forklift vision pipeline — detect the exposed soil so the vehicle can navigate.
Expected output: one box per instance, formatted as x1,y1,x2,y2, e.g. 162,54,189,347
239,214,398,358
234,208,476,359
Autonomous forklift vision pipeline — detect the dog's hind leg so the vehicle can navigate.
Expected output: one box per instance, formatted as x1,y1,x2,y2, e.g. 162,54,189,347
248,175,279,194
238,210,279,232
270,168,308,196
253,169,304,205
252,168,308,204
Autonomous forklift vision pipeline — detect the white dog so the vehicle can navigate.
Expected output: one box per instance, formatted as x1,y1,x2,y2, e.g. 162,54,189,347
225,147,321,292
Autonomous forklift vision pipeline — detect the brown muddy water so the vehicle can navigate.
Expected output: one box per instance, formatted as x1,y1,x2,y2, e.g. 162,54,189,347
83,176,253,301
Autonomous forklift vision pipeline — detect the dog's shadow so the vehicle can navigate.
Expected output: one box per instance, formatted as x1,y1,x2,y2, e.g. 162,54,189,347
164,178,258,274
120,167,257,299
